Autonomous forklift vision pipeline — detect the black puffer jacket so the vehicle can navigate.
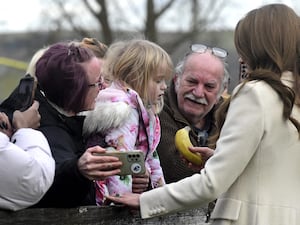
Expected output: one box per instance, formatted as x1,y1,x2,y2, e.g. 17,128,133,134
32,88,95,208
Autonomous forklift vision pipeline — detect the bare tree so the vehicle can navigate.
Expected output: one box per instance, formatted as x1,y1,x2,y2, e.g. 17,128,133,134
43,0,230,54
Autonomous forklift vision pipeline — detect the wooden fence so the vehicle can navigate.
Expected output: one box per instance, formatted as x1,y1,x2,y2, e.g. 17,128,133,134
0,206,211,225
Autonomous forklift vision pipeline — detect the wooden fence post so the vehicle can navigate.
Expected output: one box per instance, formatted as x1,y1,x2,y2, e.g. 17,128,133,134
0,206,211,225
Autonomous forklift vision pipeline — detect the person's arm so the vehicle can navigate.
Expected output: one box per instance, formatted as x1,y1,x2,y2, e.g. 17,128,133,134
6,129,55,210
0,105,55,211
139,82,265,218
108,82,266,219
37,125,122,207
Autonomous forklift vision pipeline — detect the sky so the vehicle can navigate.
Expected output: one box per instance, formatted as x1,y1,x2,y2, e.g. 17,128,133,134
218,0,298,29
0,0,298,33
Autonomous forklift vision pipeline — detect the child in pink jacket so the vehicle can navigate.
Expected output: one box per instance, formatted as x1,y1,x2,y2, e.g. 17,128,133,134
83,39,173,205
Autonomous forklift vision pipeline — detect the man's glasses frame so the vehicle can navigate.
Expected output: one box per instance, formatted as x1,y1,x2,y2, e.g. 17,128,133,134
190,44,228,59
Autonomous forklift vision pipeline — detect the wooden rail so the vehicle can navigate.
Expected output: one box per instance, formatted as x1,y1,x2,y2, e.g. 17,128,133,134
0,206,211,225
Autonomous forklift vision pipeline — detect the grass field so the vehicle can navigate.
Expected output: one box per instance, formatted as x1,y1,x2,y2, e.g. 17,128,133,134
0,57,27,102
0,72,26,102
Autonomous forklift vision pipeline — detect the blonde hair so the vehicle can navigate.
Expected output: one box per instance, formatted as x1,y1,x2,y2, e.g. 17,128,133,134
26,47,49,78
79,37,107,58
103,39,173,113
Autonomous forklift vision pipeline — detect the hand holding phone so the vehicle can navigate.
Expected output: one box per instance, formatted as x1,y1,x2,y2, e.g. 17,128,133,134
12,101,41,130
96,149,146,176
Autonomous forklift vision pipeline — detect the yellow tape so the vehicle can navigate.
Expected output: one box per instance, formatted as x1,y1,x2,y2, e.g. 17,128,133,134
0,57,28,71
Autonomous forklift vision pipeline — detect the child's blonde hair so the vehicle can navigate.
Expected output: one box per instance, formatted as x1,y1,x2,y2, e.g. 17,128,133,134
103,39,173,113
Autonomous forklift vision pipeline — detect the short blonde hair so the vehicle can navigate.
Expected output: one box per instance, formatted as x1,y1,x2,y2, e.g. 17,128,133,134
26,47,49,78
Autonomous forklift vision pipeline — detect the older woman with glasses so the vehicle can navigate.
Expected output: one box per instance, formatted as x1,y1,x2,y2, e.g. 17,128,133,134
31,41,122,208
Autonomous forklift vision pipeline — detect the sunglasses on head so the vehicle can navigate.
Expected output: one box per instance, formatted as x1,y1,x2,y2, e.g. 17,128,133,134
190,44,228,59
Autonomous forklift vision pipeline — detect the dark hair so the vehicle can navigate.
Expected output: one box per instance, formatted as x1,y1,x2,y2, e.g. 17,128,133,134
35,42,95,113
209,4,300,147
234,4,300,133
234,4,300,104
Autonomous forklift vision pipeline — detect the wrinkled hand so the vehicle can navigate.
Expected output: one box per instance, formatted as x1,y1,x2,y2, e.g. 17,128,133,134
106,193,141,209
78,146,122,181
132,169,150,193
12,101,41,130
0,112,12,137
182,146,214,170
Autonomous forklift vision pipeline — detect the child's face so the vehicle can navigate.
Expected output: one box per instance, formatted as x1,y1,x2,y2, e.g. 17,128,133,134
148,74,167,106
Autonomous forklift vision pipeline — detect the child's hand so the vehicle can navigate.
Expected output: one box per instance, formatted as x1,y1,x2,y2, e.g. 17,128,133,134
132,169,150,193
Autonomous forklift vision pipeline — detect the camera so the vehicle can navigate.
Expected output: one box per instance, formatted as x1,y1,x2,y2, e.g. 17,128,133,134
96,149,146,176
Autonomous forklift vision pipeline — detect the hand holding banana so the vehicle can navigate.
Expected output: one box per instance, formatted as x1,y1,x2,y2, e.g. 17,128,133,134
174,126,203,166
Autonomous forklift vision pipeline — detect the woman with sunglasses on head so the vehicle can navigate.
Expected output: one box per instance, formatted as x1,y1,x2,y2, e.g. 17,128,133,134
30,42,122,208
107,4,300,224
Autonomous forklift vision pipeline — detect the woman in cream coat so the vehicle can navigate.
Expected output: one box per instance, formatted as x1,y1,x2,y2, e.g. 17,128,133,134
107,4,300,225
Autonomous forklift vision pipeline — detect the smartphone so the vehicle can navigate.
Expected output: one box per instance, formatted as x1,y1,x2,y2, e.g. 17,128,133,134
96,150,146,176
17,74,36,111
0,74,36,122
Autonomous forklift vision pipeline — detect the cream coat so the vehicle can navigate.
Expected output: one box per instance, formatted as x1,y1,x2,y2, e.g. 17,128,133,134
140,72,300,224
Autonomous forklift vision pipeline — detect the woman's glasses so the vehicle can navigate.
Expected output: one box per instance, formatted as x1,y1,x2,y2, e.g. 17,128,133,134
88,75,104,89
190,44,228,59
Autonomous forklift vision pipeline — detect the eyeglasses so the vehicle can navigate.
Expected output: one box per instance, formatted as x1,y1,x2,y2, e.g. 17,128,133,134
190,44,228,59
88,81,102,88
88,75,104,89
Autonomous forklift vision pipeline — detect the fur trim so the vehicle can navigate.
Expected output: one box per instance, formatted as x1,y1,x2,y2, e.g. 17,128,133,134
82,102,131,137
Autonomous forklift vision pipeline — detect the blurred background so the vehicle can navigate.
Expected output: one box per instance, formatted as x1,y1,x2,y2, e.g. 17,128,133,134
0,0,299,101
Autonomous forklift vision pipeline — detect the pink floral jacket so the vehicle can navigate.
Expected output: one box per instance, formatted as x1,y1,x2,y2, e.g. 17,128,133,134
91,82,165,205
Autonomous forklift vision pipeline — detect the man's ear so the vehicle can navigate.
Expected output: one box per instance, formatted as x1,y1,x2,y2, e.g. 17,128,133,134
174,74,180,92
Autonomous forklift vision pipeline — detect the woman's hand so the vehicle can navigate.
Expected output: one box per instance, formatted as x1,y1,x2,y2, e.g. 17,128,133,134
12,101,41,130
132,169,150,193
105,193,141,209
0,112,12,137
78,145,122,180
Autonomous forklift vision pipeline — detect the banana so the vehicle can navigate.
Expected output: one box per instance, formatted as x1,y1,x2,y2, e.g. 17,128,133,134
174,126,203,166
